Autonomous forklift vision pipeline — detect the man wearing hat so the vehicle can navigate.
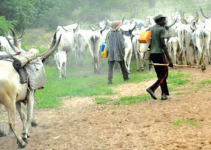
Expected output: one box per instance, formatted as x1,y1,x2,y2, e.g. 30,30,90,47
146,14,173,100
106,20,129,84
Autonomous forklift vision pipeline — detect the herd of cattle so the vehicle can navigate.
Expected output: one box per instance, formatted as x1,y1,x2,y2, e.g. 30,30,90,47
53,8,211,78
1,8,211,79
0,7,211,148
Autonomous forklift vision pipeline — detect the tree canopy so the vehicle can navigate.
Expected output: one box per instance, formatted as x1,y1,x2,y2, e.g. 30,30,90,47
0,0,210,31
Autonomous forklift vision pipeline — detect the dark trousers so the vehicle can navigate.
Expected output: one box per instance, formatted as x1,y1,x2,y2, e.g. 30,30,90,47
150,53,169,95
108,60,128,81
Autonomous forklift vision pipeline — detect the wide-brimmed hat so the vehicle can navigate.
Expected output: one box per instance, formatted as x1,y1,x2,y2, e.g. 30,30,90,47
153,14,167,21
110,21,122,31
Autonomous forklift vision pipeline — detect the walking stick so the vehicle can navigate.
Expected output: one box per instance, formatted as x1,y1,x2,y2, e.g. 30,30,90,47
149,63,201,68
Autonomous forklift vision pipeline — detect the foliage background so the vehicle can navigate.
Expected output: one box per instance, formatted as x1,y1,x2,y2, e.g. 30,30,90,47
0,0,211,31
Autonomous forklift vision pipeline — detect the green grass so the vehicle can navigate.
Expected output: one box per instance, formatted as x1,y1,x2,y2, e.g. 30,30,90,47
114,94,151,105
34,60,157,109
94,97,110,104
168,71,190,86
172,119,200,126
34,59,191,109
0,116,4,120
200,80,211,85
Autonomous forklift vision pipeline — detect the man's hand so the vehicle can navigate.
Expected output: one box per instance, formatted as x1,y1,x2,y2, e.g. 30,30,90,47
168,59,173,67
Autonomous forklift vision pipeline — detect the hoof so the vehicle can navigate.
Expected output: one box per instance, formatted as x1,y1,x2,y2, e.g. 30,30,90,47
22,137,28,144
31,121,38,127
18,140,27,148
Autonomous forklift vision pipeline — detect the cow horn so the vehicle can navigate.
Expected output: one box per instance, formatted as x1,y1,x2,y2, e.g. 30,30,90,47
98,23,102,29
61,26,68,32
130,23,136,32
18,30,25,39
89,25,96,31
166,17,178,29
0,28,19,53
183,12,189,24
200,7,209,19
39,33,62,60
74,23,80,32
100,21,107,34
192,12,199,23
9,28,20,49
142,20,150,28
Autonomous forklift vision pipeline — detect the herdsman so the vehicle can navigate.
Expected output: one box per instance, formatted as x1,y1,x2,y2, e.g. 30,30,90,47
146,14,173,100
107,20,130,84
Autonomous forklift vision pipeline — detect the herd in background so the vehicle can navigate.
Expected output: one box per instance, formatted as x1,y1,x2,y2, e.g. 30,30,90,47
52,7,211,79
1,7,211,79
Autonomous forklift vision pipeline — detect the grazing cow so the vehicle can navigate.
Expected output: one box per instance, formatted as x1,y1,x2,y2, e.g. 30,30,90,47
54,51,67,79
0,33,61,148
167,37,181,65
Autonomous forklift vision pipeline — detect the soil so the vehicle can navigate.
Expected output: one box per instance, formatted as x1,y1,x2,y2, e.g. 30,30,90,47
1,65,211,150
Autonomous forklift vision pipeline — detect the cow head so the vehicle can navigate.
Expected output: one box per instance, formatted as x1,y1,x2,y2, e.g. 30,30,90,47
183,12,199,25
89,21,107,35
120,23,136,37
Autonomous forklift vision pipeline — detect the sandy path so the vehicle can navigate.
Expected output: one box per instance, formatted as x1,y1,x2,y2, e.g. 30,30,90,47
1,66,211,150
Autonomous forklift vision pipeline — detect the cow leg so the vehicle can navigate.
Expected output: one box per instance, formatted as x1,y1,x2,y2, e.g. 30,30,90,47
22,90,35,144
0,118,6,137
64,62,67,78
16,102,28,137
31,115,38,127
0,104,6,137
6,101,27,147
127,52,132,73
139,53,145,71
135,51,139,71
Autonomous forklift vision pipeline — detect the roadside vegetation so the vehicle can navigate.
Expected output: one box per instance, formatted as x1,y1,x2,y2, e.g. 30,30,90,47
172,119,200,126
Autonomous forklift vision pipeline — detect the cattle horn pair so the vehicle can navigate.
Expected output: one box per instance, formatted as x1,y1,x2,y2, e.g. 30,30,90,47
89,22,107,34
0,28,19,53
183,12,199,24
200,7,209,19
142,19,150,28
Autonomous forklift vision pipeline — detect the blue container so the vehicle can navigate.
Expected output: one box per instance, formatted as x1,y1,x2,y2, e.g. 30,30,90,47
101,42,106,52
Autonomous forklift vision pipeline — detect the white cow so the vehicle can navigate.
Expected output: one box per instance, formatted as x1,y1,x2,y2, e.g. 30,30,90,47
57,23,80,33
87,31,102,73
167,37,181,65
132,34,148,71
75,30,91,65
123,36,133,73
192,28,209,70
0,33,61,148
89,24,107,73
54,51,67,79
55,26,75,66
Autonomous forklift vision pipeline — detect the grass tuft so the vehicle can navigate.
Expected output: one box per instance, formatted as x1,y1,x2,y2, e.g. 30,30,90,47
172,119,200,126
94,97,110,104
114,94,151,105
